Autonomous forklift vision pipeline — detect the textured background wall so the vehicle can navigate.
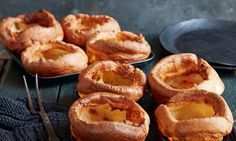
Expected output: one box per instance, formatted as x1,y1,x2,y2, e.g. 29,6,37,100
0,0,235,34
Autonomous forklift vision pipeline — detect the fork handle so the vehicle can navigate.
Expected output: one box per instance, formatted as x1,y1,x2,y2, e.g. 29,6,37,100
39,112,60,141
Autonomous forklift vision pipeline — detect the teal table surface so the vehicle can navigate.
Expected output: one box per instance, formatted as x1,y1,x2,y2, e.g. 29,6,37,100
1,1,236,140
0,33,235,140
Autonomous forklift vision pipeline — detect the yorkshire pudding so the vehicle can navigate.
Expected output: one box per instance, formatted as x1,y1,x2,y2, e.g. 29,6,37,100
155,90,233,141
86,31,151,63
61,13,120,47
69,92,150,141
148,53,224,104
77,61,146,101
0,9,63,53
21,41,88,76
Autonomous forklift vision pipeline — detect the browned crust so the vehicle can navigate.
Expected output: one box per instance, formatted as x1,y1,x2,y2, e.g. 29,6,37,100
69,92,150,141
77,61,146,101
148,53,225,104
0,9,63,53
61,13,120,47
155,90,233,141
21,41,88,77
86,31,151,63
70,126,84,141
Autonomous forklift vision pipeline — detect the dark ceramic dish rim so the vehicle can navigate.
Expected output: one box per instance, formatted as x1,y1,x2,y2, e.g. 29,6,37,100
159,18,236,70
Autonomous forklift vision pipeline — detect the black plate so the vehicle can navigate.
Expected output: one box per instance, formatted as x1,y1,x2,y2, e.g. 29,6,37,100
159,18,236,69
6,49,155,79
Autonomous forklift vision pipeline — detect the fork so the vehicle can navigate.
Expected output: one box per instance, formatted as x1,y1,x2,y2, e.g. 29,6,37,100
23,74,60,141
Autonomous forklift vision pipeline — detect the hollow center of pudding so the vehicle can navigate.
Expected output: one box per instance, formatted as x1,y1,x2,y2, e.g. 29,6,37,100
80,103,127,122
168,103,215,120
160,59,205,89
77,24,91,30
106,32,142,43
11,22,33,32
92,71,133,86
78,19,101,30
164,72,204,89
41,47,72,60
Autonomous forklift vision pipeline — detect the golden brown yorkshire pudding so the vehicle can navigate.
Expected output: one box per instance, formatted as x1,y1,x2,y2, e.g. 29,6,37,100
61,13,120,47
21,41,88,77
69,92,150,141
155,90,233,141
77,61,146,101
0,9,63,53
148,53,224,104
86,31,151,63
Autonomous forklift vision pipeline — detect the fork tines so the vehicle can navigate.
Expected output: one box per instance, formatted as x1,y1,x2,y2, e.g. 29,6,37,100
23,74,60,141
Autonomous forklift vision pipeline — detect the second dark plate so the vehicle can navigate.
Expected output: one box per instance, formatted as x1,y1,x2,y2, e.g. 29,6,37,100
159,18,236,69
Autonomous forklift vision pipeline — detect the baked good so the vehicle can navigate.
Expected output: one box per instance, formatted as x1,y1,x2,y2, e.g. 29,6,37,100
0,9,63,53
61,13,120,47
69,92,150,141
86,31,151,63
77,61,146,101
155,90,233,141
148,53,225,104
21,41,87,76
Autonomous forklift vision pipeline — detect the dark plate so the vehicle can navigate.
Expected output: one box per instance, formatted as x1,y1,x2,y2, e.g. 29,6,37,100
212,64,236,70
6,49,155,79
159,18,236,69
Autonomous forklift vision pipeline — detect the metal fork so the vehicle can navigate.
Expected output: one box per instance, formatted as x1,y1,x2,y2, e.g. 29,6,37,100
23,74,60,141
